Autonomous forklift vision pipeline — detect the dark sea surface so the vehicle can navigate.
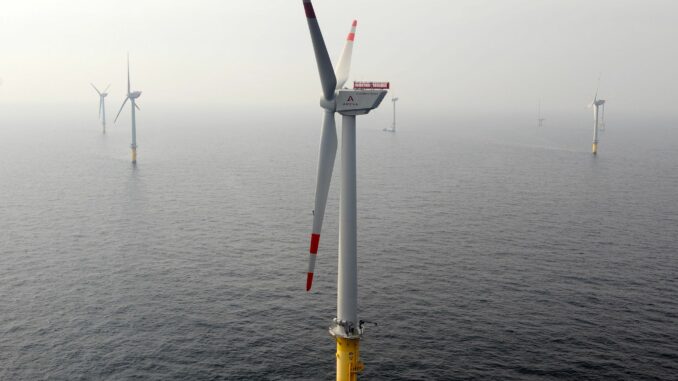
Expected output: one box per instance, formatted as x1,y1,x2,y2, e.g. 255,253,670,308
1,109,677,380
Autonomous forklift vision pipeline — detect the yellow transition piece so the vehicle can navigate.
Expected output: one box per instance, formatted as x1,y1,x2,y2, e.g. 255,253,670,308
336,337,364,381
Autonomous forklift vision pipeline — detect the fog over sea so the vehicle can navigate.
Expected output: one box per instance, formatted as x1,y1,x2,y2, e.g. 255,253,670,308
1,105,677,380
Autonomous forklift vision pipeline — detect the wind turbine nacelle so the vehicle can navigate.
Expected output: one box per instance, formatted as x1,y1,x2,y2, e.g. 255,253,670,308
336,90,387,116
130,91,142,99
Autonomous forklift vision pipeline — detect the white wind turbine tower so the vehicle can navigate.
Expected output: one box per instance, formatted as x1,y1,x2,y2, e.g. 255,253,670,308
588,77,606,155
91,84,110,134
302,0,388,379
114,54,142,163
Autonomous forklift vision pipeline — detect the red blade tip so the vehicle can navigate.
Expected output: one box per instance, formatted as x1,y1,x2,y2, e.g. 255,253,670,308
306,272,314,291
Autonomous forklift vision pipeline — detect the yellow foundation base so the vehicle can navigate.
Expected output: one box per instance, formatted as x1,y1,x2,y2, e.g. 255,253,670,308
336,337,363,381
592,143,598,155
132,148,137,163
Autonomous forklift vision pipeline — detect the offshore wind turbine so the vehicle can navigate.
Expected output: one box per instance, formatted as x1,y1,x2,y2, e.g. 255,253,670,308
383,97,398,132
114,54,142,163
91,84,110,133
537,99,545,128
588,80,606,155
302,1,388,379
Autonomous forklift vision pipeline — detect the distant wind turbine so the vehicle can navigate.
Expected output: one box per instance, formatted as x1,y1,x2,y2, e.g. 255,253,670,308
537,99,545,128
90,83,110,134
114,54,142,163
588,77,606,155
383,97,398,132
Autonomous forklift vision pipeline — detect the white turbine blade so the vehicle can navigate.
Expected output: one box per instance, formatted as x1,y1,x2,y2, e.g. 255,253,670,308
590,90,597,107
90,83,101,96
307,110,338,291
302,0,337,101
104,84,111,93
335,20,357,89
99,98,103,118
592,73,601,105
114,97,129,123
134,102,140,111
127,53,131,95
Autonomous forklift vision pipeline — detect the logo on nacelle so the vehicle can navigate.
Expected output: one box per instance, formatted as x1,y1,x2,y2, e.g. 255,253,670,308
342,94,358,107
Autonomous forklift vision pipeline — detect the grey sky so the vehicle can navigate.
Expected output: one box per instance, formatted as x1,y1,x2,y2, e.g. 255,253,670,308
1,0,676,118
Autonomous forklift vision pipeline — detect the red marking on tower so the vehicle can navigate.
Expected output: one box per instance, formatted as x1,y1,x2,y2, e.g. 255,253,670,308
347,33,355,41
310,233,320,253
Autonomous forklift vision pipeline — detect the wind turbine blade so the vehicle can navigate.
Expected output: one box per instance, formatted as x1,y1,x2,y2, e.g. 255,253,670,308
591,88,598,107
593,72,601,104
99,98,103,118
90,83,101,96
114,97,129,123
307,110,338,291
134,102,140,111
104,84,111,93
127,53,131,95
335,20,357,89
302,0,337,101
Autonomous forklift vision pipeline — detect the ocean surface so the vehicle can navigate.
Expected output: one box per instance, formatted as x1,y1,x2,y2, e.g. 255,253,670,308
1,108,677,380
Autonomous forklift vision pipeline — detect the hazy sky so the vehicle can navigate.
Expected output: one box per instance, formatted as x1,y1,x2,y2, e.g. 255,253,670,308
1,0,677,118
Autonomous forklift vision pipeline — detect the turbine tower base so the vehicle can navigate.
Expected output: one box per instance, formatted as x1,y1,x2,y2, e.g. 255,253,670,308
335,337,363,381
592,143,598,155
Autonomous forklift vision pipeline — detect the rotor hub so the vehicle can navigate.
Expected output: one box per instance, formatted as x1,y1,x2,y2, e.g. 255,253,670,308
319,95,336,112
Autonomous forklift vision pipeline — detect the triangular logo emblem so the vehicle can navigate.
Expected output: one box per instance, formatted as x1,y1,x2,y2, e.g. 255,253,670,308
347,96,354,102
